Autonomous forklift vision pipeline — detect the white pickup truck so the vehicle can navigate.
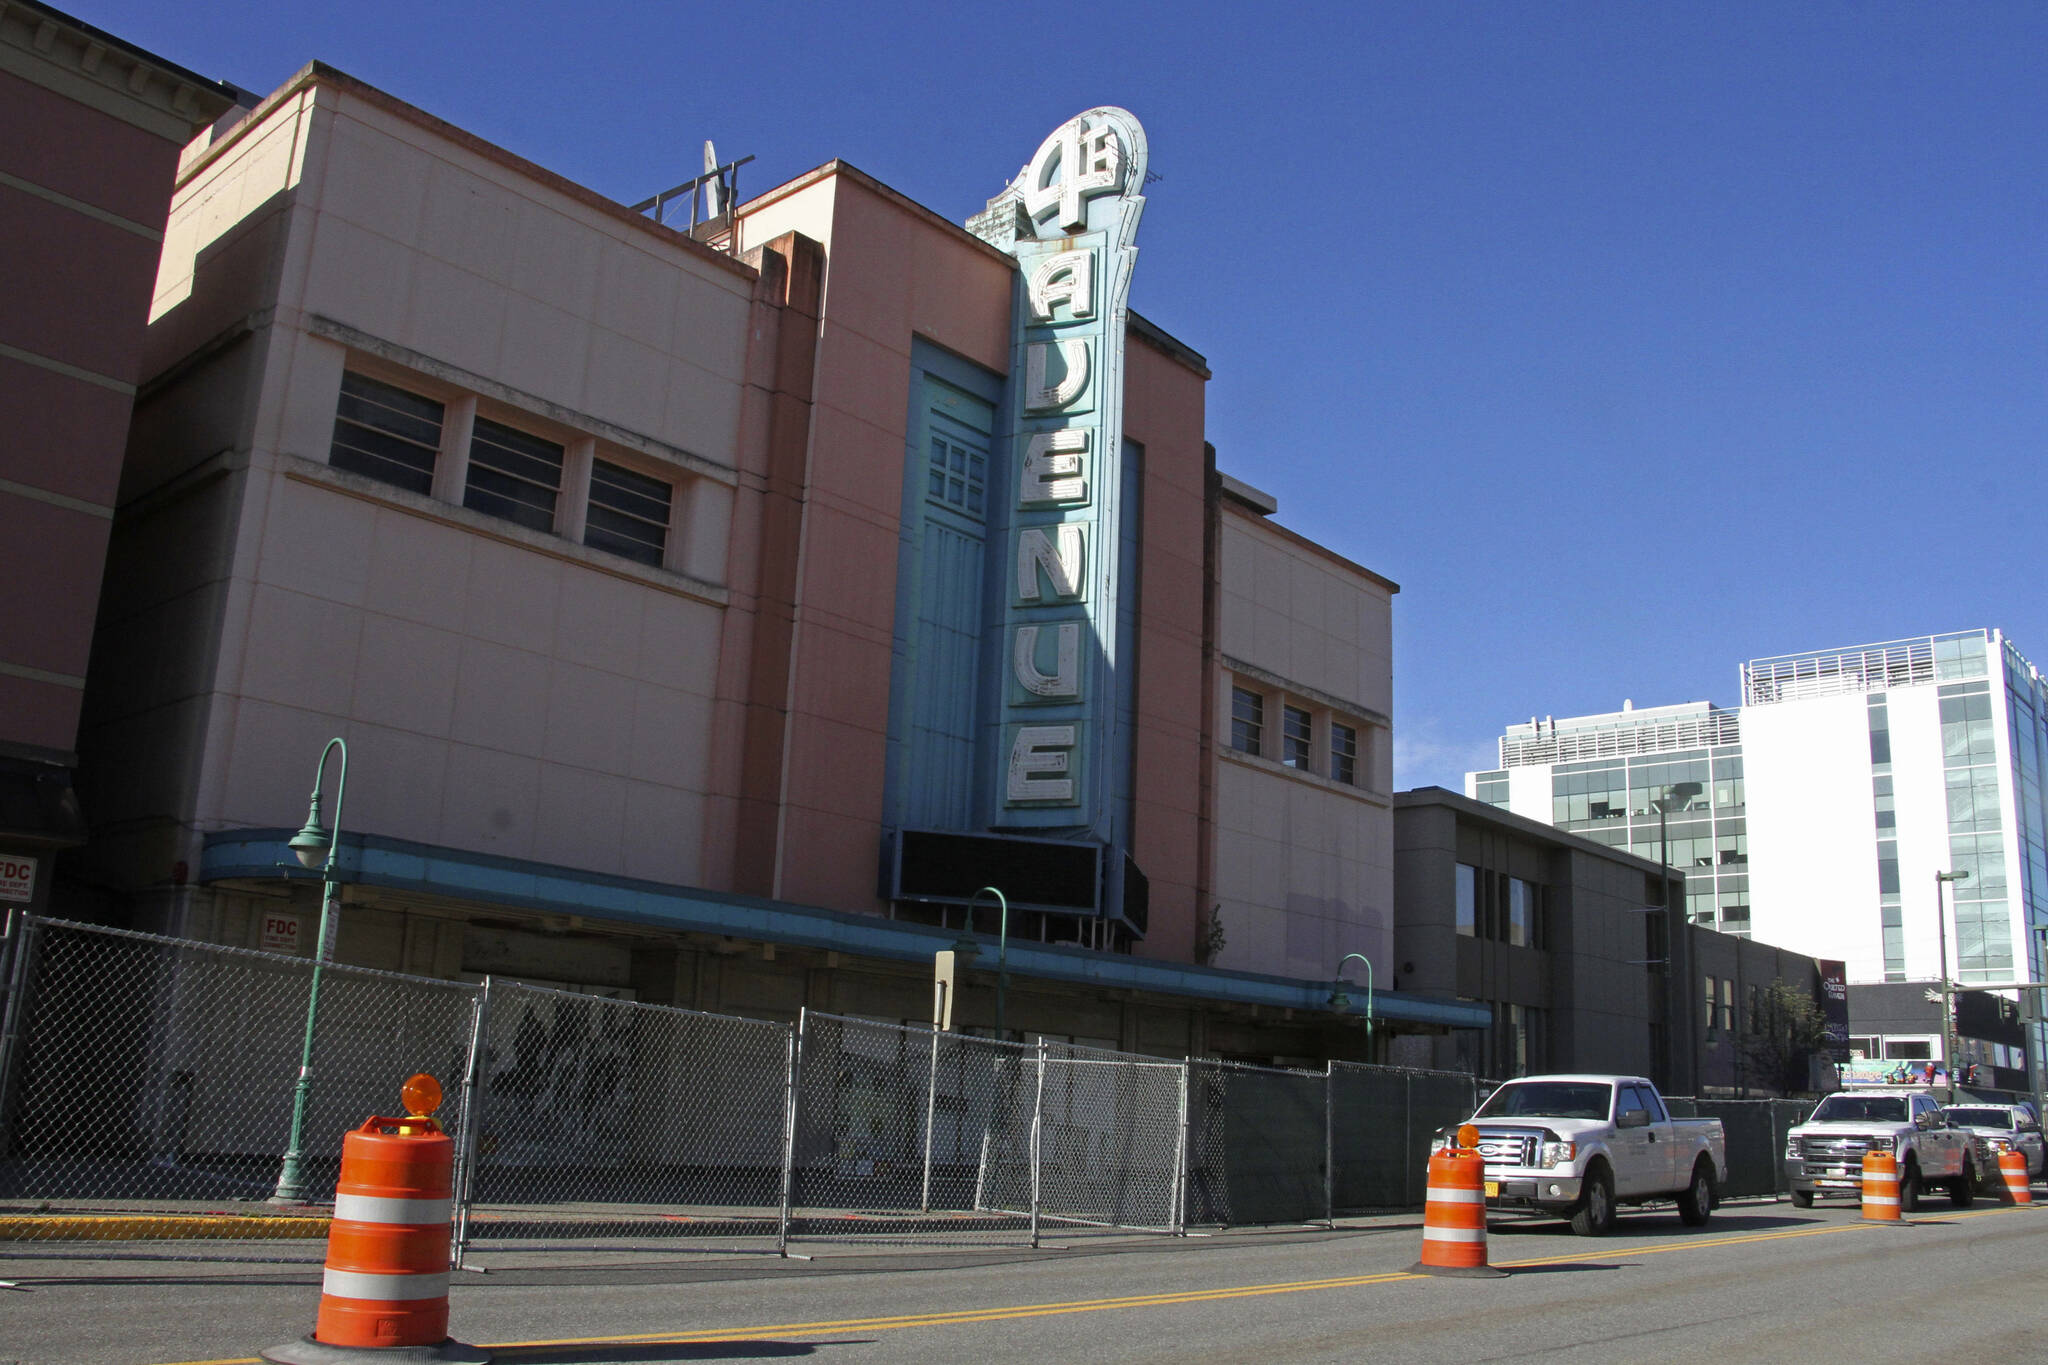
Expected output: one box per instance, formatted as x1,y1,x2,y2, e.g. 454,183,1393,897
1784,1088,1979,1210
1438,1074,1727,1236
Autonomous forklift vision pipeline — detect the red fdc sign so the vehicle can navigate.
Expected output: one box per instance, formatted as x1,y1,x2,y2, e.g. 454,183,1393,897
261,913,302,954
0,855,37,903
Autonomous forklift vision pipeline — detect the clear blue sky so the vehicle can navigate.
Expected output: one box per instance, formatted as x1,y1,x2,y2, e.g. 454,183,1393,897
94,0,2046,791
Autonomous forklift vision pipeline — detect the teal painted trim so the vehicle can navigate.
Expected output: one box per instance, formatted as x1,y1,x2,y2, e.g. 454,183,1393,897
200,828,1490,1028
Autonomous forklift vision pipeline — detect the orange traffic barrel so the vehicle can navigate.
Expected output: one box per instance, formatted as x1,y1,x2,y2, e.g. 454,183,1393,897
1411,1127,1507,1278
1997,1150,2033,1206
1860,1149,1903,1224
262,1075,489,1365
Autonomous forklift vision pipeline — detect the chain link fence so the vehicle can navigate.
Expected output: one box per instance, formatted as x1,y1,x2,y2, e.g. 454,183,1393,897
1329,1063,1487,1212
0,916,1523,1268
785,1012,1045,1246
1184,1059,1325,1226
458,981,792,1258
1664,1096,1814,1197
0,917,478,1261
1036,1041,1185,1235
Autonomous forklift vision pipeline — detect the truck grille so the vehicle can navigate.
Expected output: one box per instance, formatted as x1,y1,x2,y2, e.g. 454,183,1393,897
1474,1129,1538,1166
1796,1135,1883,1166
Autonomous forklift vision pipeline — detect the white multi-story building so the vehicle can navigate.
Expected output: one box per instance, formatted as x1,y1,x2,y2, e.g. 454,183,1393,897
1470,629,2048,1081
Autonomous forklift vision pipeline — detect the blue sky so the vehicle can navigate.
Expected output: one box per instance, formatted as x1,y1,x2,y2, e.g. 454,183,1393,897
96,1,2045,791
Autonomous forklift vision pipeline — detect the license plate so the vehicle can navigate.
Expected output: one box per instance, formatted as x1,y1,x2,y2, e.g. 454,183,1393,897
1817,1179,1856,1188
1485,1180,1499,1197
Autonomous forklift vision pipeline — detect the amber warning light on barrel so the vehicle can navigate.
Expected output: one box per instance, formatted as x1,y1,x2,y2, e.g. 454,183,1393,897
1457,1123,1480,1150
402,1073,442,1119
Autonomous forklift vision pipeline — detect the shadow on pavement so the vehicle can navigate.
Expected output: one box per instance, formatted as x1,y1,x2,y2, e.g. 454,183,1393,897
489,1340,871,1362
1485,1210,1822,1237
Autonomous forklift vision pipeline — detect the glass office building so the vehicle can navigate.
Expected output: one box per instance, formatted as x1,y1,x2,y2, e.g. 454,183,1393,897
1471,629,2048,1081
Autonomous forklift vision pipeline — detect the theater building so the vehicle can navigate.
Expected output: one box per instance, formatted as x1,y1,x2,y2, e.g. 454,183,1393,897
70,64,1484,1059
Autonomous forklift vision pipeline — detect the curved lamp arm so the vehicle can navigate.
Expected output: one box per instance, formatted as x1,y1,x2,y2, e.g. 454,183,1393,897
1332,952,1375,1034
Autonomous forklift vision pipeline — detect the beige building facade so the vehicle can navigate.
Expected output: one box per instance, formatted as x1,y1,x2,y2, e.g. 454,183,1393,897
63,69,1485,1060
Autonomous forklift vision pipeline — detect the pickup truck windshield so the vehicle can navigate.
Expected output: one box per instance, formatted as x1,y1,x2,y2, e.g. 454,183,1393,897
1810,1095,1908,1124
1943,1107,2012,1127
1475,1081,1612,1120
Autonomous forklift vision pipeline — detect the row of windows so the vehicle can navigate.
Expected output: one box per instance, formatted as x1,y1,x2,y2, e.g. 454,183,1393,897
1229,684,1364,787
1454,864,1551,948
1937,680,2012,978
331,369,678,569
1870,699,1902,979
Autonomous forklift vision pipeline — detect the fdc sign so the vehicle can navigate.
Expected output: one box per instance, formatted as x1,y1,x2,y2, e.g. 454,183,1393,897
0,855,38,903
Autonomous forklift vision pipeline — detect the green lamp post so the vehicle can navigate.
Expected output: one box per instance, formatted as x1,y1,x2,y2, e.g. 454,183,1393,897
1330,952,1375,1040
270,737,348,1204
966,886,1012,1040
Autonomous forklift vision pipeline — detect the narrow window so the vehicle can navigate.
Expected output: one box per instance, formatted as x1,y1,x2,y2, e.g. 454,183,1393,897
1230,687,1263,756
1330,724,1357,785
585,458,673,566
330,371,442,494
927,433,987,519
466,417,563,532
1455,864,1476,937
1281,705,1312,769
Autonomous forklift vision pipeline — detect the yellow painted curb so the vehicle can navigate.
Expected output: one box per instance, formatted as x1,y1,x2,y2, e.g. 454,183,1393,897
0,1213,330,1241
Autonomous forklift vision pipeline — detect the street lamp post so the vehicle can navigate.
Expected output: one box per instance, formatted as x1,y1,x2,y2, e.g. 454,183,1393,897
1934,868,1971,1097
1329,952,1375,1042
1651,781,1703,1093
967,886,1011,1040
271,738,348,1204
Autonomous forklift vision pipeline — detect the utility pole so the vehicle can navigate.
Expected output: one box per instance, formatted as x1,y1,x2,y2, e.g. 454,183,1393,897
1934,869,1970,1098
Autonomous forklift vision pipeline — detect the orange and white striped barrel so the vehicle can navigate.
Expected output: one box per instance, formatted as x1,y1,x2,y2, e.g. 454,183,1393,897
1997,1150,2032,1206
1860,1149,1902,1223
1413,1142,1504,1276
314,1114,455,1349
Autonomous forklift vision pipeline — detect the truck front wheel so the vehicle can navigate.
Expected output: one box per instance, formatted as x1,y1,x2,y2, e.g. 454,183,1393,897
1677,1160,1715,1227
1790,1190,1814,1208
1570,1163,1615,1236
1898,1161,1921,1213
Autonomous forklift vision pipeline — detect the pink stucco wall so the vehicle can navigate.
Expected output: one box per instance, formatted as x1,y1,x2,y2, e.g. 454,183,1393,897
735,167,1015,911
1124,335,1212,963
0,68,186,755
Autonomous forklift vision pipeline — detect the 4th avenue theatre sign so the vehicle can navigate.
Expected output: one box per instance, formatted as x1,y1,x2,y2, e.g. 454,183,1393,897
971,108,1147,841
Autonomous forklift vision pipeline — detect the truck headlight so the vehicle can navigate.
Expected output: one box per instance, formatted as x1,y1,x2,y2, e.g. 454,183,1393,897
1540,1140,1576,1167
1991,1137,2014,1152
1429,1130,1449,1157
1785,1139,1799,1159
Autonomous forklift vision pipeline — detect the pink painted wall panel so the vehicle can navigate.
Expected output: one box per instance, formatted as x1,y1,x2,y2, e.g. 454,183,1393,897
0,491,109,677
1122,337,1210,963
0,185,160,382
775,804,888,911
0,671,82,754
0,70,181,227
0,354,135,506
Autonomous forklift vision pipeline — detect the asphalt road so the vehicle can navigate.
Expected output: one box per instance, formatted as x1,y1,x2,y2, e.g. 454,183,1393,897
6,1200,2046,1365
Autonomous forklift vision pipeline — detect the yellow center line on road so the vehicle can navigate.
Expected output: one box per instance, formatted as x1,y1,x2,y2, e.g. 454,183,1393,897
150,1207,2039,1364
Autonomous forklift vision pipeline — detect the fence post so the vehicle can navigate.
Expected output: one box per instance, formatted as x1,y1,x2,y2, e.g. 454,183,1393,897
1403,1073,1418,1207
920,1022,940,1212
1028,1037,1046,1249
1173,1056,1192,1234
1323,1063,1335,1227
0,914,41,1160
449,975,492,1270
776,1011,804,1256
